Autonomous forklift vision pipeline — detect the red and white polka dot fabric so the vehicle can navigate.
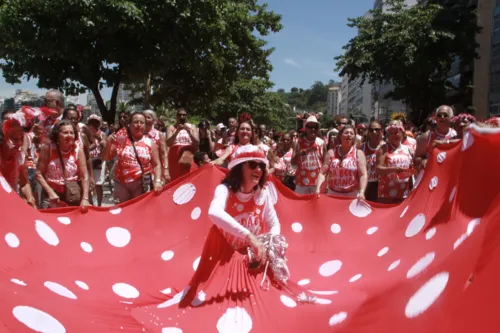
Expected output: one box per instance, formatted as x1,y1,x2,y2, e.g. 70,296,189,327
1,125,500,332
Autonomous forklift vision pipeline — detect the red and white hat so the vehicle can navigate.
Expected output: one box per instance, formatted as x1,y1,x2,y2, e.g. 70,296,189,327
228,145,268,170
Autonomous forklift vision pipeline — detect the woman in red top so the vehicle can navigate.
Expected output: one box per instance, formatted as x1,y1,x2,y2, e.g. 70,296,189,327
316,124,368,199
144,110,169,183
358,120,384,202
36,120,90,209
376,120,415,204
212,121,257,166
104,111,162,203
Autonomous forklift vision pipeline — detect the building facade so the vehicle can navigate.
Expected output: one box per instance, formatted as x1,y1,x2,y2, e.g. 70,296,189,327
327,84,341,116
486,0,500,117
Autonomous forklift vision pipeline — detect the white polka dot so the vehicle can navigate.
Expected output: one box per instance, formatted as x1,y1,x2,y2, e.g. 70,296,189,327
109,207,122,215
315,298,332,305
453,233,468,250
112,283,140,299
173,183,196,205
303,178,310,185
367,227,378,235
329,312,347,326
400,206,409,218
405,272,449,318
106,227,131,247
13,306,66,333
429,176,438,191
405,214,426,238
309,290,338,295
191,290,206,307
193,257,201,271
11,278,26,286
436,152,447,164
297,279,310,286
280,295,297,308
319,260,342,277
388,260,401,271
378,247,389,257
407,253,435,279
44,281,77,299
311,172,317,178
35,220,59,246
0,176,12,193
191,207,201,220
389,189,398,197
349,199,372,218
162,328,182,333
291,222,303,233
160,287,172,295
57,217,71,225
426,227,437,240
467,218,481,236
216,306,252,333
462,132,474,151
449,186,457,203
236,204,244,212
349,274,362,283
330,224,341,234
158,287,190,308
266,181,278,205
75,281,89,290
5,233,20,248
161,250,175,261
80,242,93,253
413,170,424,189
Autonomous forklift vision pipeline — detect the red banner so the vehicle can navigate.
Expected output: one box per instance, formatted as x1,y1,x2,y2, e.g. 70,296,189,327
0,125,500,332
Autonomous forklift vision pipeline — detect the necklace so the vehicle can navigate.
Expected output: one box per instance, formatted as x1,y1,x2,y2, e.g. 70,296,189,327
59,145,73,154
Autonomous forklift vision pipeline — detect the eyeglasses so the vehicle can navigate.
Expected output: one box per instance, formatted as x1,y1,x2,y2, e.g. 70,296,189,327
436,113,450,119
369,128,382,133
306,125,318,130
247,161,266,170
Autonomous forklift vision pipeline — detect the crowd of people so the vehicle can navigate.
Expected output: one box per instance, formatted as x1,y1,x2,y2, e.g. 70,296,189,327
1,89,499,211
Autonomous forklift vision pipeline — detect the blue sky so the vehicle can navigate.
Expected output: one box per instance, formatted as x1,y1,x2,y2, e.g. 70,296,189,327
0,0,373,102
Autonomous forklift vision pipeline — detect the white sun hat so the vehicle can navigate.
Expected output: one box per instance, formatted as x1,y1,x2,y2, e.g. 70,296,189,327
305,115,319,126
227,145,269,170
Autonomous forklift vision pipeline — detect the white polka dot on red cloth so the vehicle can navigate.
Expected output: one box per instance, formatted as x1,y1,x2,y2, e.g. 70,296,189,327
191,207,201,220
329,312,347,326
349,274,362,283
173,183,196,205
192,257,201,271
158,287,190,308
436,152,446,164
349,199,372,218
454,234,468,250
44,281,77,299
429,176,438,191
425,228,436,240
35,220,59,246
378,247,389,257
80,242,93,253
407,252,435,279
160,287,172,295
298,279,310,286
0,176,12,193
75,281,89,290
309,290,338,295
367,227,378,235
112,283,140,299
405,272,449,318
449,186,457,202
109,207,122,215
291,222,303,233
467,218,481,236
315,298,332,305
388,260,401,271
161,250,174,261
106,227,131,247
57,217,71,225
162,328,183,333
5,233,20,248
191,290,206,307
216,306,252,333
400,206,409,218
319,260,342,277
13,306,65,333
280,295,297,308
405,214,426,238
11,278,26,286
330,224,341,234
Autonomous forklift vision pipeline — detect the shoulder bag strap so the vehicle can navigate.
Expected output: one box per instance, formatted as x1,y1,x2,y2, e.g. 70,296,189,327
56,145,68,186
127,129,145,176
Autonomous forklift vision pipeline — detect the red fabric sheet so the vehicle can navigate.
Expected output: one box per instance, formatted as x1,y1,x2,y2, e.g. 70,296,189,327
1,125,500,333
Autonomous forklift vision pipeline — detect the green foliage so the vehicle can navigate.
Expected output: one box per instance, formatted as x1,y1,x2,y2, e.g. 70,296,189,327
0,0,282,123
281,81,333,114
335,0,480,124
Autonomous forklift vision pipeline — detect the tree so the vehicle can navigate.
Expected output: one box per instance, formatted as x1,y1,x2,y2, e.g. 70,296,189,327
0,0,282,123
335,0,480,124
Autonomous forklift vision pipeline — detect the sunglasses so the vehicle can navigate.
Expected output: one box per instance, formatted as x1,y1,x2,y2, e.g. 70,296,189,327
247,161,266,170
369,128,382,133
436,113,450,119
306,125,319,130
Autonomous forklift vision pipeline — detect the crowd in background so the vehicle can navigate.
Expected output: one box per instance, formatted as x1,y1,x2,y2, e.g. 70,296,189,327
1,89,499,210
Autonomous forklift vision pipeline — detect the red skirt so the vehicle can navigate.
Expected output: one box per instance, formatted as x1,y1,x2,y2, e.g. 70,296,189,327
168,145,197,181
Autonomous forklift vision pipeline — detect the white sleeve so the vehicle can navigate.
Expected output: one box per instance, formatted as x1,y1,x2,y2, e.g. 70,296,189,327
263,190,281,235
208,184,252,239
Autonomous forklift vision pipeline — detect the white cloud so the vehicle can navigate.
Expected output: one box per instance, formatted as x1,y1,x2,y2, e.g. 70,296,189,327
284,58,301,69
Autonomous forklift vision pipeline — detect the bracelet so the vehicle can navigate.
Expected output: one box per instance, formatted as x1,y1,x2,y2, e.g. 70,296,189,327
155,180,163,184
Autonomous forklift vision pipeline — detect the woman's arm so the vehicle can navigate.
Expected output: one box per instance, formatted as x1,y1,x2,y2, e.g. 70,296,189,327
77,148,90,209
150,142,162,194
165,125,180,147
263,190,280,235
159,133,170,182
208,185,252,238
316,149,332,194
375,145,400,176
211,146,232,166
102,134,117,162
187,125,200,146
36,145,60,201
356,149,368,200
19,164,36,208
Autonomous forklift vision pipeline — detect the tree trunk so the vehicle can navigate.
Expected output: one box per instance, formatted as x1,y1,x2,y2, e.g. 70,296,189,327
109,76,121,124
89,86,109,123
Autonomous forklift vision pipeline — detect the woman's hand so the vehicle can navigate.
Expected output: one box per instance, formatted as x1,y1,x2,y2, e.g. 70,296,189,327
26,196,37,208
153,180,163,195
358,192,366,201
107,133,116,144
247,234,266,262
80,198,90,213
163,169,171,184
